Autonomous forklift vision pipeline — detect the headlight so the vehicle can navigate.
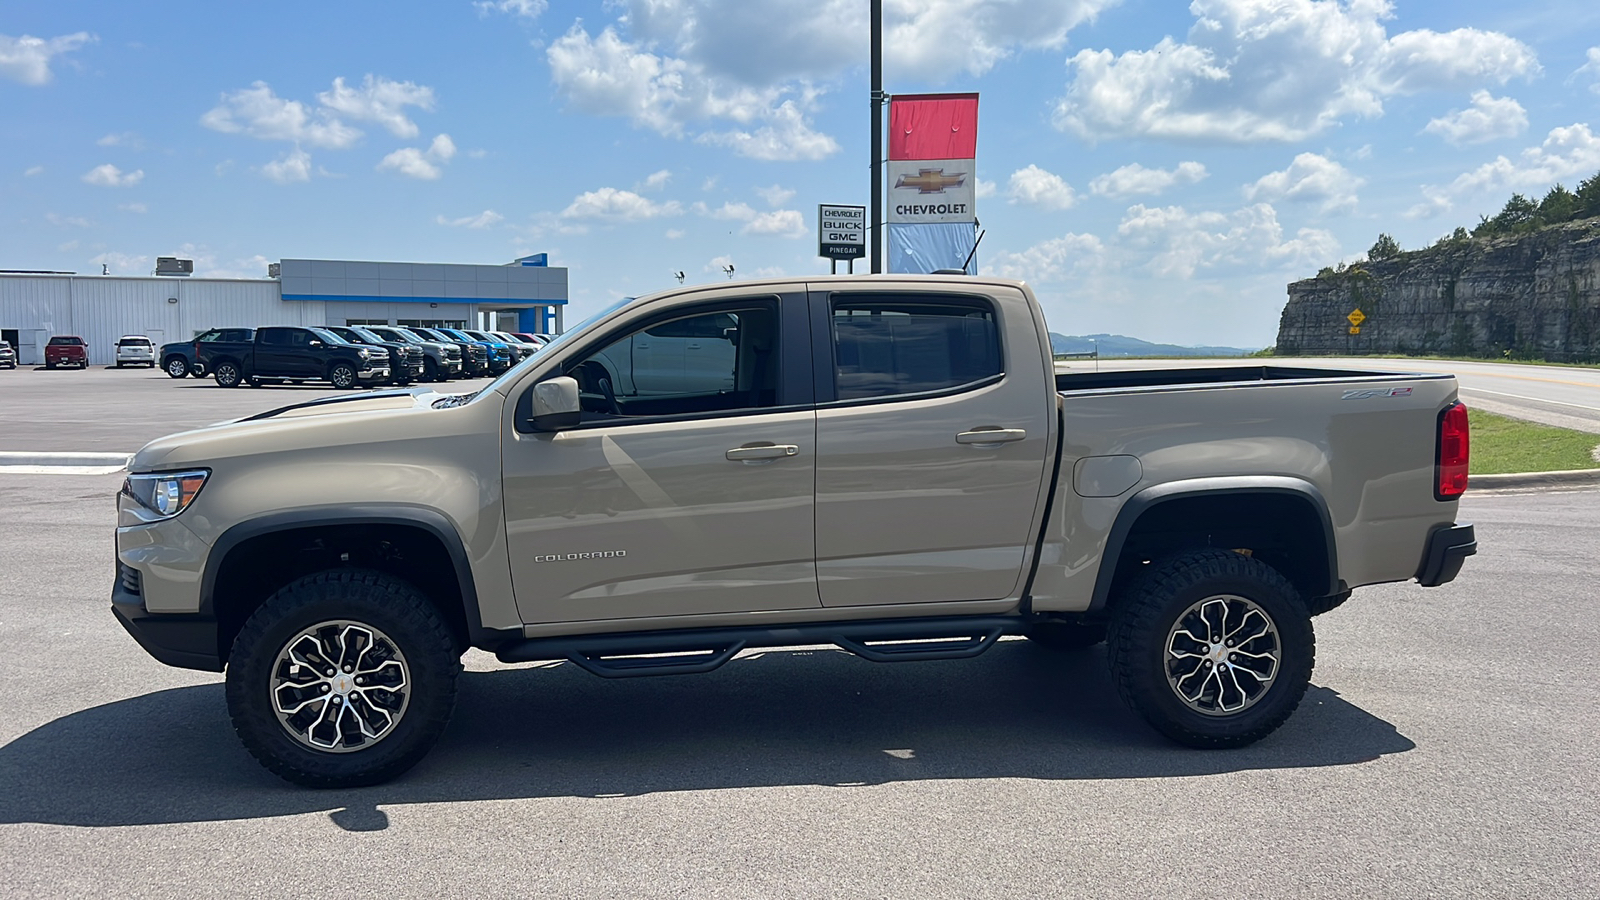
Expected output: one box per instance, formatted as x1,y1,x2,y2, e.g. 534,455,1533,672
122,470,209,518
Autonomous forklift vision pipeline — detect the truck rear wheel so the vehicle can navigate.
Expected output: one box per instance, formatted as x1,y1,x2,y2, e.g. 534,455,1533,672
1106,549,1313,749
213,361,242,387
224,569,460,788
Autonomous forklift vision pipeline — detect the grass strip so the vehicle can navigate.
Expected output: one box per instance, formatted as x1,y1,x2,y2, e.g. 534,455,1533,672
1469,408,1600,474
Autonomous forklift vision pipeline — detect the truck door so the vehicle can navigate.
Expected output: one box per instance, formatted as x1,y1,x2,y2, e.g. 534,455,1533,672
810,288,1052,607
502,291,820,624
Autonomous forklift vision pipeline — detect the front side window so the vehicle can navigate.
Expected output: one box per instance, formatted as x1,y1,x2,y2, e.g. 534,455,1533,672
831,295,1001,401
561,303,779,422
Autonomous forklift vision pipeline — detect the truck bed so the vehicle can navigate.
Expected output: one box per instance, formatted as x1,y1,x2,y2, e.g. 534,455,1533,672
1055,364,1428,393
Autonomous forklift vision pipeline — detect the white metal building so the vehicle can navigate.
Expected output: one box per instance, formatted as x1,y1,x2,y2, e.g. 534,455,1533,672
0,255,568,366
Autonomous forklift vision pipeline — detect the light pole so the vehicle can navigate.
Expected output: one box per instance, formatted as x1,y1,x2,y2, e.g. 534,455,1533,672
869,0,883,274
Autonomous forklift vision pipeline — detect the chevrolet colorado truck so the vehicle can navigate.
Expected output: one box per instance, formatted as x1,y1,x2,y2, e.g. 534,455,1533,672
112,276,1476,787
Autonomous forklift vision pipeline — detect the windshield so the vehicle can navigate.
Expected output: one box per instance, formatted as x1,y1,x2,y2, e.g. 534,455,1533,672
310,327,355,345
351,327,386,343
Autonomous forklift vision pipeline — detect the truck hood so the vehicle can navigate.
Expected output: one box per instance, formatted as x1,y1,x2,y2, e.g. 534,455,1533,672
130,387,477,470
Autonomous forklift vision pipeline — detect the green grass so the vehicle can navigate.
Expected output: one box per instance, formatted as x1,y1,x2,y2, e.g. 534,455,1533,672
1469,408,1600,474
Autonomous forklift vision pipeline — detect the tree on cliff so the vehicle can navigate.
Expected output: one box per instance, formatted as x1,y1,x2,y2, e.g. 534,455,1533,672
1579,174,1600,219
1368,233,1402,260
1474,193,1539,237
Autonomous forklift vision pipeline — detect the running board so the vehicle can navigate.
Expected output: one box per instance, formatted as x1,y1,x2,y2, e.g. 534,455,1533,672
494,616,1024,678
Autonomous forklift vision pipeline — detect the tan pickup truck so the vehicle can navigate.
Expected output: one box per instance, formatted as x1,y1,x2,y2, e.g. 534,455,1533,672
112,275,1476,787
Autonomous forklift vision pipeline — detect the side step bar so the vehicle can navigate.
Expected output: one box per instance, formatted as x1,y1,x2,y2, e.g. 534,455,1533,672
494,616,1026,679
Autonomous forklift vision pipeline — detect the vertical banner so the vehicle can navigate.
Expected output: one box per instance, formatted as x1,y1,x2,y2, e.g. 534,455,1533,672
887,93,979,274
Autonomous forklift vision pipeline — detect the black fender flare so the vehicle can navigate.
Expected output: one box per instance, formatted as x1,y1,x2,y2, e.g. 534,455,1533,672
200,505,499,646
1088,475,1339,612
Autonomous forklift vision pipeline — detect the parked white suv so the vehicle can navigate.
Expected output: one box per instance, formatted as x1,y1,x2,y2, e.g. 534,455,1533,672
115,335,156,368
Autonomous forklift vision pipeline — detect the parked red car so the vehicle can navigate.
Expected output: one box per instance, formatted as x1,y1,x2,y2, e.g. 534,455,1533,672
44,335,88,369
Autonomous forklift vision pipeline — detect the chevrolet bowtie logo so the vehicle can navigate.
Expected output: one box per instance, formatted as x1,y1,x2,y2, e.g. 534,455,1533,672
895,168,967,194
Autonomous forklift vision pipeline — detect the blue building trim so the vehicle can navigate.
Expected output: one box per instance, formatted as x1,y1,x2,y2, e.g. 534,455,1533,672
282,293,568,306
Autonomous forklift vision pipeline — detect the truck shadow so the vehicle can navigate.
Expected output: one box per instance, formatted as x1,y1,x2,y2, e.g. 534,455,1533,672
0,641,1412,828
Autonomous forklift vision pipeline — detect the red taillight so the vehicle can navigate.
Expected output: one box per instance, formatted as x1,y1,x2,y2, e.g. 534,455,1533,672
1436,401,1470,499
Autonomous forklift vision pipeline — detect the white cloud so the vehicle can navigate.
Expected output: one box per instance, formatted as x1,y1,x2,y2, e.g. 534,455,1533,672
699,201,806,237
46,213,93,228
975,177,996,199
474,0,547,19
1054,0,1539,143
985,233,1105,282
1574,47,1600,94
563,187,684,221
705,254,736,274
546,25,837,160
89,251,150,275
1245,153,1363,213
96,131,141,147
0,32,93,85
317,75,436,139
81,164,144,187
377,133,456,180
201,81,363,149
261,147,313,183
1117,202,1339,279
697,101,839,160
1007,165,1077,210
755,184,795,207
1416,123,1600,215
1089,161,1208,199
1423,91,1527,145
24,165,44,177
119,203,147,213
665,228,686,239
437,210,505,229
640,169,672,191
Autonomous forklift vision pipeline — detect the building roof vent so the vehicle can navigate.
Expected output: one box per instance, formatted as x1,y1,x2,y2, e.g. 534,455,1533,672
155,257,193,277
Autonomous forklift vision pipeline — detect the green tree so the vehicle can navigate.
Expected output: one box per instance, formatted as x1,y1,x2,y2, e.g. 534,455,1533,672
1368,233,1402,260
1576,172,1600,219
1473,193,1539,237
1538,184,1579,224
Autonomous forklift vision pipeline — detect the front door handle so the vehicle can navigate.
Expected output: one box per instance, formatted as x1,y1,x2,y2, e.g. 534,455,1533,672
726,443,799,461
956,428,1027,445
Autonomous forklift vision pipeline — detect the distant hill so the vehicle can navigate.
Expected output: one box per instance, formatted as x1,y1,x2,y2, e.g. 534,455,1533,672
1049,332,1259,358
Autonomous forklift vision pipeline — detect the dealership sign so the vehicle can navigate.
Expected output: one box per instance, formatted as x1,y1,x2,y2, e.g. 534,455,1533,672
887,159,975,225
818,204,867,259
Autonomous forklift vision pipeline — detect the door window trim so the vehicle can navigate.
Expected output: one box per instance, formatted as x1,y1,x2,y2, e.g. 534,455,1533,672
513,293,813,434
810,291,1008,409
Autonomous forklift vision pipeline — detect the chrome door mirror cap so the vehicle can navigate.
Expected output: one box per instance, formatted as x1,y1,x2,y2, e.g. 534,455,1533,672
530,376,582,431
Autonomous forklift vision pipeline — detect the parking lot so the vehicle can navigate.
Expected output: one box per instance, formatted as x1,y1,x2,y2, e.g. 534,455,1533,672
1,368,1597,898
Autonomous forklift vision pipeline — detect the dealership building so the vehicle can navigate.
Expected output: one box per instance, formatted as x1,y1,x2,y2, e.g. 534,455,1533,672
0,255,568,366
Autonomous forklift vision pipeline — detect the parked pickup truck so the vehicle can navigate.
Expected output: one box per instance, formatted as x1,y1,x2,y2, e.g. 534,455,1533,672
196,325,390,389
112,276,1476,788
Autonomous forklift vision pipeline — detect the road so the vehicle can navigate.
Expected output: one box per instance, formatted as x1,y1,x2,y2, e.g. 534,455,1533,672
1066,356,1600,433
0,472,1595,898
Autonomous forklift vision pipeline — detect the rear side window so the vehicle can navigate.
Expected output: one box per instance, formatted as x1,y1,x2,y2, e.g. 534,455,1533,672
830,295,1001,400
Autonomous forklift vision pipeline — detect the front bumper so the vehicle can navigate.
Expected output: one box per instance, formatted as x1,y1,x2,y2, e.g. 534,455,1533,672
112,580,221,672
356,365,391,382
1416,522,1476,587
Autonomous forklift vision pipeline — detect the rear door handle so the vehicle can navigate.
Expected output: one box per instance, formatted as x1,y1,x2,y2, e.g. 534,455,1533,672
726,444,799,461
956,428,1027,445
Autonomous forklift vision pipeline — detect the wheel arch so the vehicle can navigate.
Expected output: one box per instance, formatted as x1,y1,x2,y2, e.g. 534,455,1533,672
203,507,500,665
1090,476,1338,613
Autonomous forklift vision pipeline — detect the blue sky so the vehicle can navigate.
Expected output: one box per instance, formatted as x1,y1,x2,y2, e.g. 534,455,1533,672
4,0,1599,346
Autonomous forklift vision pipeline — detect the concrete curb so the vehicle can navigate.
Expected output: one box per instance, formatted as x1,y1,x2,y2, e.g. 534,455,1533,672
1469,468,1600,489
0,451,133,467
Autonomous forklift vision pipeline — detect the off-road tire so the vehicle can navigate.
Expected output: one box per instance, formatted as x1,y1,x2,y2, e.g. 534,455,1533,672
1106,549,1314,749
213,360,242,387
328,362,357,389
225,569,460,788
1024,620,1108,650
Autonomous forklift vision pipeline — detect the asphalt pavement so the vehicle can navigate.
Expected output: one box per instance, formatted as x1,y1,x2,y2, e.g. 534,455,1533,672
0,472,1595,898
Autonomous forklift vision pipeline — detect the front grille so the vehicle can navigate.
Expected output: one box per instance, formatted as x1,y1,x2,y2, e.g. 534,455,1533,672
118,562,142,596
445,347,461,360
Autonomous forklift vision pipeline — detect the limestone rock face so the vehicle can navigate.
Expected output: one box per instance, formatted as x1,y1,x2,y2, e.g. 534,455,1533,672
1276,219,1600,361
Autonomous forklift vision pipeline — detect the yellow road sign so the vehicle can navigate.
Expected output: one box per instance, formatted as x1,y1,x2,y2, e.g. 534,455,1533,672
1347,308,1366,327
1349,326,1361,335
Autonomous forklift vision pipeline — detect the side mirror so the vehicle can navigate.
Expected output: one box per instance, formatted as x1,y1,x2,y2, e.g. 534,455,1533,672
722,327,739,343
308,339,323,348
529,376,582,431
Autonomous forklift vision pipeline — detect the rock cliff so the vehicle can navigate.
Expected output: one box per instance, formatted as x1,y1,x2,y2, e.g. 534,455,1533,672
1276,218,1600,361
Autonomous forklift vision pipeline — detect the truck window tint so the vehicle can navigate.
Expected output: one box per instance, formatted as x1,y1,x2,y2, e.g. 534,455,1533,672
831,297,1001,400
566,305,779,421
258,328,291,346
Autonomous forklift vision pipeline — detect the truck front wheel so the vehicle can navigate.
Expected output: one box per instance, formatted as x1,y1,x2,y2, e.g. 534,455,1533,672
224,570,460,788
328,362,357,389
1106,549,1313,749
